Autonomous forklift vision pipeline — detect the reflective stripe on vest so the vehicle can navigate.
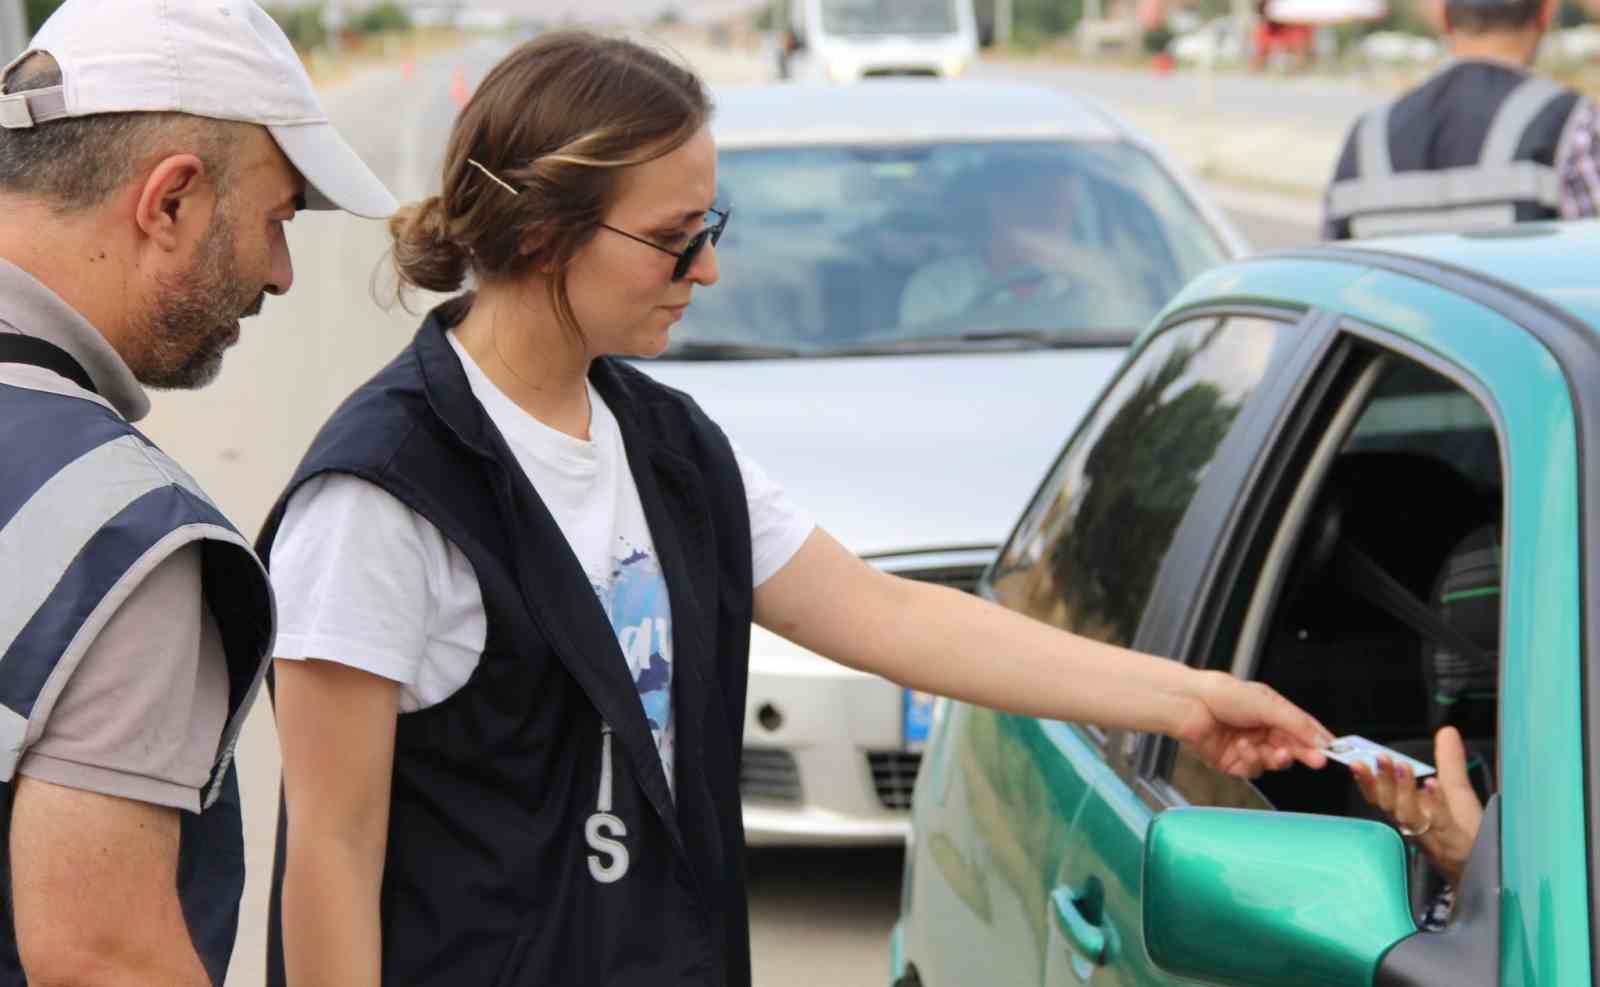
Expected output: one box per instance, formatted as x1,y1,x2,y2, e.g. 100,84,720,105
0,425,261,807
1327,75,1567,232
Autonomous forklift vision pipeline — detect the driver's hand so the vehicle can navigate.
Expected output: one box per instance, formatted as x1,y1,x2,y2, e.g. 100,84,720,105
1351,726,1484,886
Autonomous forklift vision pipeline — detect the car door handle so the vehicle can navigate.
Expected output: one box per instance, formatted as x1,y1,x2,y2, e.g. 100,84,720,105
1051,884,1116,966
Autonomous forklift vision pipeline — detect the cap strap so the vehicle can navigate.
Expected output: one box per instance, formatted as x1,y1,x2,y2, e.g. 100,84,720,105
0,86,68,130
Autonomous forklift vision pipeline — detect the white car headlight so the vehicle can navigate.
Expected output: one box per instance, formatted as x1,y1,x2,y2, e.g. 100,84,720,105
941,55,967,76
827,60,859,82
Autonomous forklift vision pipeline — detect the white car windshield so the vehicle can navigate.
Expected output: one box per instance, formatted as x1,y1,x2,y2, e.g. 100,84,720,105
665,140,1230,359
820,0,958,36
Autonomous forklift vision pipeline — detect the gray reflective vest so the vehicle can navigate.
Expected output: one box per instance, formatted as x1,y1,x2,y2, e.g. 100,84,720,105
1325,61,1583,240
0,342,274,985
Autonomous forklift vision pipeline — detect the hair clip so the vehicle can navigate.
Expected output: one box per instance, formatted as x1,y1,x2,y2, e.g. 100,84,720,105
467,158,520,196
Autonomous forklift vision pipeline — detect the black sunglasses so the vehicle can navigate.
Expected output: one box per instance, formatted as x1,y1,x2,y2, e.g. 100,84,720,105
598,207,730,281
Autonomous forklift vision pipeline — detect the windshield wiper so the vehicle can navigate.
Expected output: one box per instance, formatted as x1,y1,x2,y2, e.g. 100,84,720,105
831,329,1133,356
656,340,807,360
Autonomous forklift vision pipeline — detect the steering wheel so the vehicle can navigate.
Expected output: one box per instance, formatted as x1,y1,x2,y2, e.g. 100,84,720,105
965,264,1083,313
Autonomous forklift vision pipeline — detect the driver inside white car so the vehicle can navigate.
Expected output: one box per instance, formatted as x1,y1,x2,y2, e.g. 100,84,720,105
899,160,1086,327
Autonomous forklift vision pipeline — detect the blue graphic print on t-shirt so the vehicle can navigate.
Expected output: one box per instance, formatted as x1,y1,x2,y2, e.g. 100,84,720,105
593,538,674,788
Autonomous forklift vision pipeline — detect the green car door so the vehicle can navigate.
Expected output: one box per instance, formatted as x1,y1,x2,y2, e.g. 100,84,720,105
1042,251,1591,986
896,232,1600,987
897,306,1319,986
1012,309,1316,987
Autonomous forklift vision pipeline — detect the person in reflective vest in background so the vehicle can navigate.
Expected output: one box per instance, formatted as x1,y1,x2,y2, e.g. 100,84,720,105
1324,0,1600,240
0,0,393,983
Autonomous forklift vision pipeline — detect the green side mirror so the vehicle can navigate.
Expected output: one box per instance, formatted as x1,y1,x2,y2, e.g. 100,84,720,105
1143,809,1417,987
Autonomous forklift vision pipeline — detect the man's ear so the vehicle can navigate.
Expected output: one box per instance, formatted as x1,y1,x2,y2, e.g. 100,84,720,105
133,154,213,252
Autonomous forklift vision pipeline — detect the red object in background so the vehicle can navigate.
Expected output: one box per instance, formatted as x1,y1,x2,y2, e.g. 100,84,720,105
450,68,470,108
1251,18,1314,69
1152,51,1175,73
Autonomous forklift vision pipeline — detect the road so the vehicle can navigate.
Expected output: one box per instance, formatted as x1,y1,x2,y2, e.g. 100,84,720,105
127,37,1316,987
969,58,1393,126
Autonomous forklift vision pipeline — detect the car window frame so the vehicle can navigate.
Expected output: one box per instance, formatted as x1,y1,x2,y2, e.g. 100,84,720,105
977,302,1325,765
1135,317,1513,811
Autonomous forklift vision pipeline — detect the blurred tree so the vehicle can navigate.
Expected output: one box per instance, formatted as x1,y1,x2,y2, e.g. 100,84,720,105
24,0,60,32
1045,334,1237,646
654,6,683,26
352,0,410,34
1011,0,1084,44
266,5,329,50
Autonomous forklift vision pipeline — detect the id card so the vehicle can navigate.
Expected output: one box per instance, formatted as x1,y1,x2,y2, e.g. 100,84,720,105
1323,735,1436,778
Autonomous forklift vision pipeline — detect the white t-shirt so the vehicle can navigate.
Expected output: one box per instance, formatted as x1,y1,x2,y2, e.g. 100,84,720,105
271,332,814,789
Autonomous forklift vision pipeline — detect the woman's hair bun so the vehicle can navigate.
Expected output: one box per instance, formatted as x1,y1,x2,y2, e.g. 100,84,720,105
388,195,469,294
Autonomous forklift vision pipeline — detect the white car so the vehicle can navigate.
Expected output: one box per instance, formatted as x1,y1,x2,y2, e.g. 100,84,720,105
1547,24,1600,66
774,0,979,82
638,80,1247,845
1358,30,1441,65
1170,17,1246,66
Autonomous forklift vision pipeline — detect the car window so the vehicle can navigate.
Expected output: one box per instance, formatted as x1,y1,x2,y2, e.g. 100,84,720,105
665,140,1230,358
1179,347,1503,854
821,0,958,35
986,314,1295,649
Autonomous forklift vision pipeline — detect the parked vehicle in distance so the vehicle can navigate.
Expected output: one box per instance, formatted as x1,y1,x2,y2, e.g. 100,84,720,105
1546,23,1600,66
638,80,1245,846
891,220,1600,986
1358,29,1441,66
772,0,980,83
1169,17,1246,66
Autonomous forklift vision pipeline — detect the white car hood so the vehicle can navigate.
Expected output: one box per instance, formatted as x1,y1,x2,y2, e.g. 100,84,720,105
634,348,1125,559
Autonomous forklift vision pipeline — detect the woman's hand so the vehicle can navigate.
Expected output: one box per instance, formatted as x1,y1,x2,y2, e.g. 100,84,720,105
1351,726,1484,886
1172,671,1333,778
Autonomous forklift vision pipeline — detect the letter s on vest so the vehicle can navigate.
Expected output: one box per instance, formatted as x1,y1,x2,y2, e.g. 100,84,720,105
586,812,630,883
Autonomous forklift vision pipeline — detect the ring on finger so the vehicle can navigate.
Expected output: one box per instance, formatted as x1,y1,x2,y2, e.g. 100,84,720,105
1398,816,1432,838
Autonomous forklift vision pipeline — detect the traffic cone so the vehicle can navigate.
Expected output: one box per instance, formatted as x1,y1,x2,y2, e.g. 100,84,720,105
401,58,416,81
450,68,469,108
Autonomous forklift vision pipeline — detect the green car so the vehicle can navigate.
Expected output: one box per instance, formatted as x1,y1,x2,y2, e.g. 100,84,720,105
890,222,1600,987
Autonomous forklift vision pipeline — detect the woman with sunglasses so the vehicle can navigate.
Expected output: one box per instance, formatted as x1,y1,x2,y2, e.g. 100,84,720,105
258,32,1332,987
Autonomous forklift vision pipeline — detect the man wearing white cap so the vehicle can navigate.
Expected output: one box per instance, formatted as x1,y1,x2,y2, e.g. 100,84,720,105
0,1,393,984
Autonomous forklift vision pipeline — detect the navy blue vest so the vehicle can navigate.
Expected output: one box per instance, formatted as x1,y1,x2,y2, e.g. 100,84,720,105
1325,61,1582,240
0,361,274,986
259,303,755,986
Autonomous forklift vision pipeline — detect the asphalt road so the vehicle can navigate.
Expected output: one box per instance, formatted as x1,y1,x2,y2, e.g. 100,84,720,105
128,37,1315,987
969,57,1393,127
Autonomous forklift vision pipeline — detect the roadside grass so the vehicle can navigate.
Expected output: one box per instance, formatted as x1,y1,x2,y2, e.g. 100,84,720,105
299,26,475,89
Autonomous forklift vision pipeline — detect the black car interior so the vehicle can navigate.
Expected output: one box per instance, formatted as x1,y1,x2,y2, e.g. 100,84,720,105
1246,365,1503,839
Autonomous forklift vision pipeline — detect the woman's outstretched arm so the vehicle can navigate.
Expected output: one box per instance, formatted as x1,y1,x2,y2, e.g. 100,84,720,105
754,529,1331,777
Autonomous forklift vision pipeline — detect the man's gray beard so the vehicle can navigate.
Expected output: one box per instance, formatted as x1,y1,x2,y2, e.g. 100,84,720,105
135,211,262,391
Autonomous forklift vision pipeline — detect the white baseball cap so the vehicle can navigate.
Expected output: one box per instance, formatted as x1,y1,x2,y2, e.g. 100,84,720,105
0,0,396,218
